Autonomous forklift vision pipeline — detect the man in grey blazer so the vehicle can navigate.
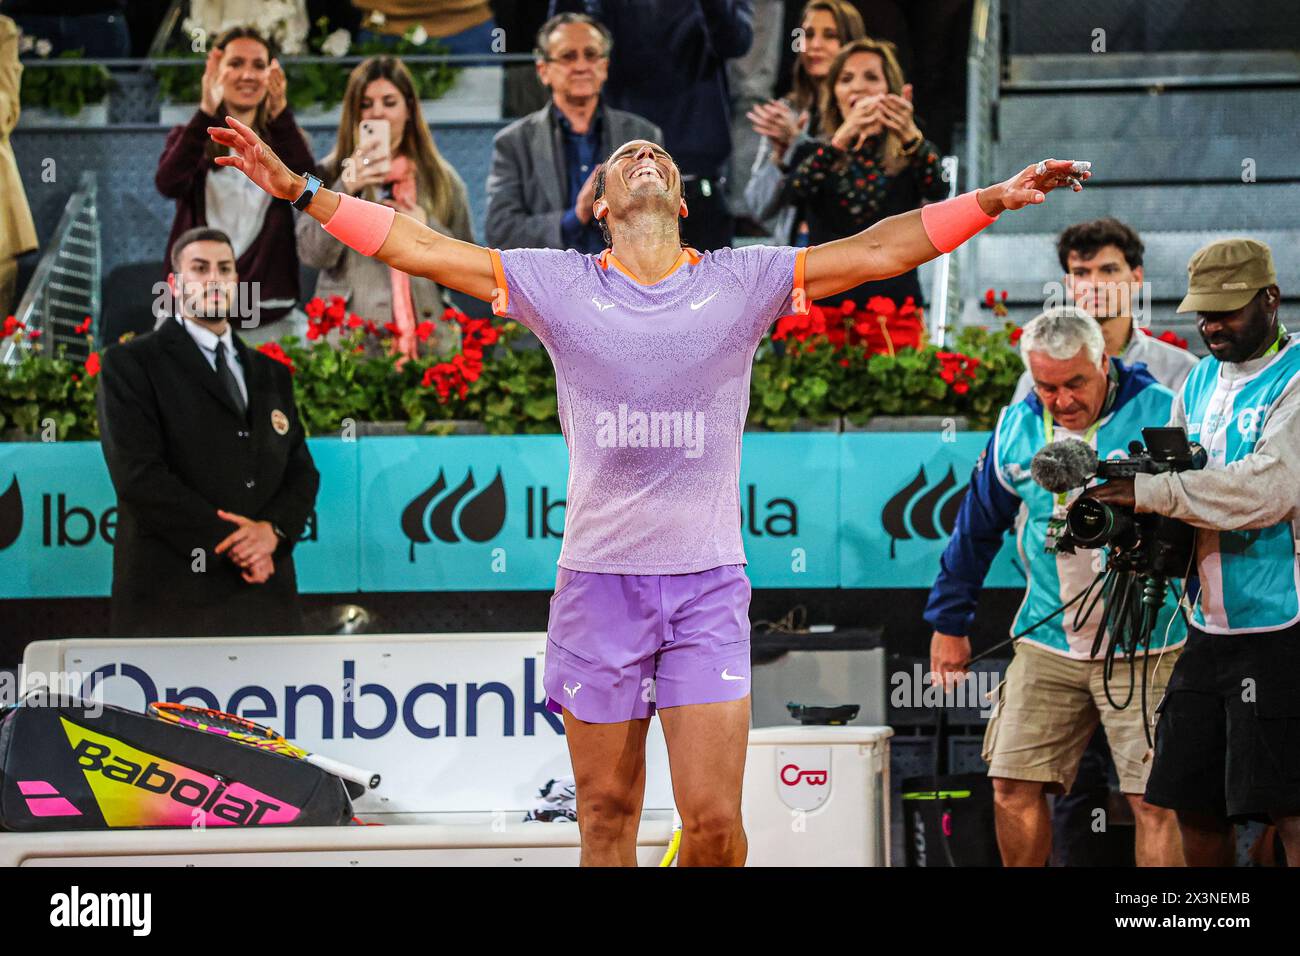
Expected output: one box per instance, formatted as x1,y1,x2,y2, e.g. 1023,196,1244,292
485,12,662,252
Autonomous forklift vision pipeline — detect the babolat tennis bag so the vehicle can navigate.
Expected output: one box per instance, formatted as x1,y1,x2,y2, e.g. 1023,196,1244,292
0,699,353,831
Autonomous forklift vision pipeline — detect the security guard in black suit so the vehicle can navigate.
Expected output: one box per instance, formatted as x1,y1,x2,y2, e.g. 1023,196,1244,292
97,227,319,637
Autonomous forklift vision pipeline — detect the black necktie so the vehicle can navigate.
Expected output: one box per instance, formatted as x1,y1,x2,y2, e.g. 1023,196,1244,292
214,340,247,416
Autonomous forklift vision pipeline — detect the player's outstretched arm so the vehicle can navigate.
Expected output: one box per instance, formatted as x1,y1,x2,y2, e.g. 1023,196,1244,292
208,115,499,304
802,159,1091,302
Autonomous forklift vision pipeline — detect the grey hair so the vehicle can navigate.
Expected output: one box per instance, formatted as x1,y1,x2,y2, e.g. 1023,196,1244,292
1019,306,1105,368
534,13,613,62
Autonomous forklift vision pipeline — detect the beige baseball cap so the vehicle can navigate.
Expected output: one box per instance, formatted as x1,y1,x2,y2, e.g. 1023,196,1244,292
1177,237,1278,313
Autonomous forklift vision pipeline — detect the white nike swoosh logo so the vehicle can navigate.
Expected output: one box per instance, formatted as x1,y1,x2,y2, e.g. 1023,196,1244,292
690,292,718,310
592,297,615,312
721,669,746,681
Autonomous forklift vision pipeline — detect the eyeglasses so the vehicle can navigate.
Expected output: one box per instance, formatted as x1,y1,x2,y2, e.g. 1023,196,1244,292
546,48,608,65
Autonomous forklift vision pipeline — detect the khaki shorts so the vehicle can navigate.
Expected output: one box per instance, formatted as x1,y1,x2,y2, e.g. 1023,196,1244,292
982,640,1182,794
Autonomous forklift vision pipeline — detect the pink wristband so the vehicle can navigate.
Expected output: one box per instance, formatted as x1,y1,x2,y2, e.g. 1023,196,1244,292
920,189,999,254
322,192,397,257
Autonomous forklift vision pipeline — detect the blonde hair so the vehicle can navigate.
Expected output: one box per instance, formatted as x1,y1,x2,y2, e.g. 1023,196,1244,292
819,37,910,174
323,56,462,229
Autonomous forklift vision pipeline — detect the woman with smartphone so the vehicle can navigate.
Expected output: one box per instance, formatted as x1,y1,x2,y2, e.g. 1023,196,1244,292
156,26,317,343
296,56,474,361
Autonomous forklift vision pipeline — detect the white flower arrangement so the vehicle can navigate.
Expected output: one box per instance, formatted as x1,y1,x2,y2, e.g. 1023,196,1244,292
320,28,351,58
186,0,309,56
408,25,429,46
17,32,33,54
34,38,52,58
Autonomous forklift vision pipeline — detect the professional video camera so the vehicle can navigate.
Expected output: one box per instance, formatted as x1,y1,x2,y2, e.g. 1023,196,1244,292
1031,426,1206,575
1031,427,1207,721
966,428,1208,725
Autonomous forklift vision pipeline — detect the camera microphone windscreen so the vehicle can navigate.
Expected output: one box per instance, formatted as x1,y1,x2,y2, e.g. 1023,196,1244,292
1030,438,1099,494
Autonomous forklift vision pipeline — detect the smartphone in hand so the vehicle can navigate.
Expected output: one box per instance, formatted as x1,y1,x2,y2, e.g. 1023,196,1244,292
358,118,392,177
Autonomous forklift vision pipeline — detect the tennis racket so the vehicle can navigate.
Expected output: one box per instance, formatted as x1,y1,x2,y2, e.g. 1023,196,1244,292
148,702,381,790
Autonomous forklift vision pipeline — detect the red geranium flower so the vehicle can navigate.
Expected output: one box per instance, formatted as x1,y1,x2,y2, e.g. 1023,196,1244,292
304,297,326,320
84,352,101,376
1140,327,1190,350
257,341,296,373
866,296,897,317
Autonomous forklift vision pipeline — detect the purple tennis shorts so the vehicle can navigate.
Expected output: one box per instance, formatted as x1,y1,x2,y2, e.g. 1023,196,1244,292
543,564,753,723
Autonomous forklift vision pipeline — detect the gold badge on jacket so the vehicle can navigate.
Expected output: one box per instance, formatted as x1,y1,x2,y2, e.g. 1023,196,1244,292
271,410,290,435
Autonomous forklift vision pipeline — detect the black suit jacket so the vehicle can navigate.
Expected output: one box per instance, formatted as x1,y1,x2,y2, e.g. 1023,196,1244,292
96,317,320,637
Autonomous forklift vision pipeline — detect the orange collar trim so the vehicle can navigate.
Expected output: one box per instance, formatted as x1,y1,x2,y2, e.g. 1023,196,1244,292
598,247,702,285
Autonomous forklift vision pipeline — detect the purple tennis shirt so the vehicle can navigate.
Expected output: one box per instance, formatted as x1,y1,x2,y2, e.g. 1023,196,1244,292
488,244,807,575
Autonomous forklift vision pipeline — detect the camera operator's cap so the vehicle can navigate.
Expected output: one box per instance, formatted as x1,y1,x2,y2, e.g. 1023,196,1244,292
1177,238,1278,313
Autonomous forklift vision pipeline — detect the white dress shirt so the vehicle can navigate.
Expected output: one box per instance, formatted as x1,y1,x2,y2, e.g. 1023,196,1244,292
177,315,248,407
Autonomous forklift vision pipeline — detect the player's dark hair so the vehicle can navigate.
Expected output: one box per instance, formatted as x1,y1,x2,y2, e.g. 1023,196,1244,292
171,226,235,271
593,160,687,249
1057,217,1145,272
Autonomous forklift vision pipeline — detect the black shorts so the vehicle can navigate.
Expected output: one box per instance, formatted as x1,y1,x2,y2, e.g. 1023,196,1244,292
1145,621,1300,821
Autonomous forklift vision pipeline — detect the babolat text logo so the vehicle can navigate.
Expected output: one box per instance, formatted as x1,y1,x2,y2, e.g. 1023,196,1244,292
61,718,301,827
50,885,151,936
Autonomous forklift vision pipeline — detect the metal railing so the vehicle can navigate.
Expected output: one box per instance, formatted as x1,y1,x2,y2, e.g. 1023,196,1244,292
960,0,1002,328
928,155,961,348
3,172,100,366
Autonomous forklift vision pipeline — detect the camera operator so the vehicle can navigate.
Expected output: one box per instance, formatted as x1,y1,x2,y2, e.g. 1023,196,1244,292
925,307,1186,866
1087,238,1300,866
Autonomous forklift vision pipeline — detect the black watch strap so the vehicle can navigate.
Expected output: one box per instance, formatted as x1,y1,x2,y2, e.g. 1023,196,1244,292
292,173,323,211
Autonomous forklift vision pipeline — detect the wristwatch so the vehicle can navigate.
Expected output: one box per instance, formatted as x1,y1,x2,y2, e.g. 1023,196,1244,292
271,523,288,541
292,172,323,211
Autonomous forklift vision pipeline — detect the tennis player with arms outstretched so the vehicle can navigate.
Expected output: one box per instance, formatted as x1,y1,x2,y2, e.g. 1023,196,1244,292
209,114,1088,866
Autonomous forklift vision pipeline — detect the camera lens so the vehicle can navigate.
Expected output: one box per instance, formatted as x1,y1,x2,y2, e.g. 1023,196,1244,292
1067,497,1112,547
1067,496,1136,549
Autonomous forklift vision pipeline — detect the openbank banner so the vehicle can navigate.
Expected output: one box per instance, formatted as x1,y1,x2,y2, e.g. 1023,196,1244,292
23,633,676,813
0,434,1017,597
